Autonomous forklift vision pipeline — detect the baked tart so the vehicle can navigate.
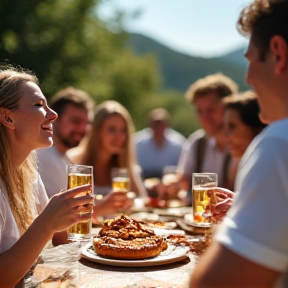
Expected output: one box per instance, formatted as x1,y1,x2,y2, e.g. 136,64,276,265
93,215,168,260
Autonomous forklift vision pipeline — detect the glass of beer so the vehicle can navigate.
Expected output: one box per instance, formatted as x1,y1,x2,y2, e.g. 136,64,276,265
67,164,93,241
112,168,130,192
192,173,218,227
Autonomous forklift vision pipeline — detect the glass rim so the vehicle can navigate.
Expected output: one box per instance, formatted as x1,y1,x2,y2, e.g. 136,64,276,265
67,164,93,174
192,172,218,187
111,167,129,177
112,167,128,172
192,173,217,177
68,164,93,169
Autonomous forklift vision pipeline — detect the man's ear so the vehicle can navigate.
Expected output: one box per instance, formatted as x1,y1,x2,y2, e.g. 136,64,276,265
270,35,288,75
0,108,15,130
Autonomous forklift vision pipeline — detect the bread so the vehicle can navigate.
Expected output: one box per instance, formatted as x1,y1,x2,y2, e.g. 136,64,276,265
93,215,168,260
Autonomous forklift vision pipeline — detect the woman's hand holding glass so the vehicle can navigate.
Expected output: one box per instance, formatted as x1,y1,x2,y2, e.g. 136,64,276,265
39,184,94,235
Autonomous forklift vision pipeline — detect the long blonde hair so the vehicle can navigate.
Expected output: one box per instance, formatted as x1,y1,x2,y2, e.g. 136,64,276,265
76,100,146,196
0,67,39,235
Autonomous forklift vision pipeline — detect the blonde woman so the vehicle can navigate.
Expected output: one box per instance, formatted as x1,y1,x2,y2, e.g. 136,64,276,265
0,67,93,287
68,100,147,198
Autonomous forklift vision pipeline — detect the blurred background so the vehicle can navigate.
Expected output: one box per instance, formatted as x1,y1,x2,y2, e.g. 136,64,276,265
0,0,251,137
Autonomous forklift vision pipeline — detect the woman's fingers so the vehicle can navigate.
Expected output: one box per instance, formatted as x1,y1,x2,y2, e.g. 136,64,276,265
59,184,92,199
77,212,93,222
212,198,232,216
214,187,235,197
70,195,94,205
51,184,93,209
207,188,234,204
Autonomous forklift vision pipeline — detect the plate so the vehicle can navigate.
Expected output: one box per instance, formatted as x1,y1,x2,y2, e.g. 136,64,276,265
176,219,212,235
130,212,160,221
81,243,189,267
146,221,177,230
184,213,212,228
153,206,192,217
152,228,185,238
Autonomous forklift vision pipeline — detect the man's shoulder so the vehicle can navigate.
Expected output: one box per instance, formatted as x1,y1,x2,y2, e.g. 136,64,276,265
250,119,288,151
134,128,152,143
36,146,68,167
135,134,153,147
36,146,58,158
186,129,206,144
165,128,186,144
240,120,288,174
264,118,288,140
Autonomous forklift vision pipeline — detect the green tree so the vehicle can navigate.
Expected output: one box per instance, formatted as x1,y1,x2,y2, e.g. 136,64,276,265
0,0,159,114
133,90,200,138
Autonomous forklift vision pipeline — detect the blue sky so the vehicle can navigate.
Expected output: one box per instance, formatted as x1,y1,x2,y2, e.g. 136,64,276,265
98,0,251,58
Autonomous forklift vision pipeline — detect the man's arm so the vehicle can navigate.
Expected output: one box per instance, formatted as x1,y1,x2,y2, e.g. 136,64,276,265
190,241,280,288
177,174,190,191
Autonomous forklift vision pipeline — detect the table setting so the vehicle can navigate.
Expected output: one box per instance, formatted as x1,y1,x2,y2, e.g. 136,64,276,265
24,169,221,288
24,212,212,288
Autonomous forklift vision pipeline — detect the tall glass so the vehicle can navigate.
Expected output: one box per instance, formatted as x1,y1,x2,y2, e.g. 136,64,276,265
192,173,218,227
67,164,93,241
112,168,130,192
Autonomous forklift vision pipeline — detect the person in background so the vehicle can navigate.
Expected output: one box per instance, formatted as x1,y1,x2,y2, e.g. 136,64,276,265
36,86,94,198
208,91,267,222
0,67,93,287
223,91,267,190
68,100,147,198
179,74,238,189
164,73,238,202
134,108,185,179
190,0,288,287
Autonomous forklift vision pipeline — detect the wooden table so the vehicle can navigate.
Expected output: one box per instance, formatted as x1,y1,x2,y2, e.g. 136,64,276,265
24,208,207,288
24,241,198,288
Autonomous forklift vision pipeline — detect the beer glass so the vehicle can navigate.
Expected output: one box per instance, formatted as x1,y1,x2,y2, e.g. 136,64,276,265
112,168,130,192
192,173,218,227
67,164,93,241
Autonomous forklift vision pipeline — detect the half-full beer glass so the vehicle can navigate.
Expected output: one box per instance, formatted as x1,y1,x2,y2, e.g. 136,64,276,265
112,168,130,192
192,173,218,227
67,164,93,241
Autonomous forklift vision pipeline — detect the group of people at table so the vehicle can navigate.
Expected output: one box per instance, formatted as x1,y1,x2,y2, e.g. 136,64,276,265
1,0,288,287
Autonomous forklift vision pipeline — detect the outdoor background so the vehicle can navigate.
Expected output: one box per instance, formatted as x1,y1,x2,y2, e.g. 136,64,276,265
0,0,251,137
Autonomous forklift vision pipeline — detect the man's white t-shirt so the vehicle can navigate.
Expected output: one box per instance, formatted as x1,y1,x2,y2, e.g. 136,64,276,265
0,175,48,254
217,118,288,272
36,146,71,198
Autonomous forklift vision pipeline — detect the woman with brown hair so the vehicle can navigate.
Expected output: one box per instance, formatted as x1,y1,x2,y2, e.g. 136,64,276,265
0,66,93,287
209,91,267,222
223,91,267,190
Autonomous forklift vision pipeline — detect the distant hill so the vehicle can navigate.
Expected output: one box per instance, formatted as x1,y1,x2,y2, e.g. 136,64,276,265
220,47,248,68
127,33,250,92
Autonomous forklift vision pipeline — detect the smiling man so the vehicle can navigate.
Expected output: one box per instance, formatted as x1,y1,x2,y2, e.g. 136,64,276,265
190,0,288,287
177,73,238,193
36,87,95,198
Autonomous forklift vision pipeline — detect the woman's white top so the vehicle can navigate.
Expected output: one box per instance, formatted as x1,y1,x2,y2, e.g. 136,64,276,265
0,176,48,254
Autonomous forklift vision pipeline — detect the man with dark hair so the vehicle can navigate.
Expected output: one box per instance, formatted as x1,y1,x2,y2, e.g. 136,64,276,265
36,87,95,197
190,0,288,287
